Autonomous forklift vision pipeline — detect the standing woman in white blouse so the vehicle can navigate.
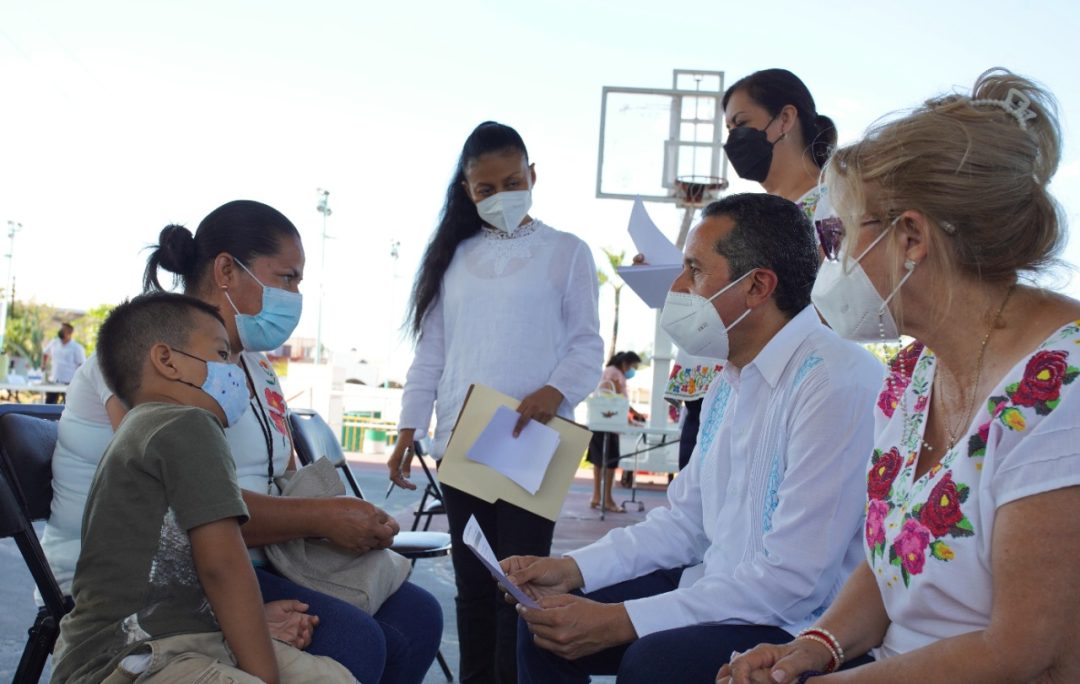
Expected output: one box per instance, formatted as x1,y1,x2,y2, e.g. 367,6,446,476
387,121,603,684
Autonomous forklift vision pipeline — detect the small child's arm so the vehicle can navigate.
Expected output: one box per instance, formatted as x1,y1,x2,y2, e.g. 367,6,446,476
191,518,279,684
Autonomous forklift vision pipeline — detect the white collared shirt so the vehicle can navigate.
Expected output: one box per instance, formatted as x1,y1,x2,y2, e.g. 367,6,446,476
569,306,884,637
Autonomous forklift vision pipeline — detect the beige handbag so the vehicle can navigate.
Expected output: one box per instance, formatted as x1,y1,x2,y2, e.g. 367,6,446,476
265,457,411,614
585,380,630,431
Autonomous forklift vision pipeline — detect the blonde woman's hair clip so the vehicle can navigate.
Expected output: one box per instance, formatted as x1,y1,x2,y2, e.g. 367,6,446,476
970,88,1037,131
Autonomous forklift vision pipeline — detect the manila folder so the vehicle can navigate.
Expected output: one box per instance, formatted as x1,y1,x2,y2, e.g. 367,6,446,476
438,384,592,521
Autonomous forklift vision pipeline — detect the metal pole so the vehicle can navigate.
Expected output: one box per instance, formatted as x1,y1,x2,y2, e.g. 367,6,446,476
315,190,332,365
1,221,22,350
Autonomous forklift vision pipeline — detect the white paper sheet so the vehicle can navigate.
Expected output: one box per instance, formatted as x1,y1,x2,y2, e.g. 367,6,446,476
627,197,682,266
466,405,560,495
616,264,683,309
463,515,542,610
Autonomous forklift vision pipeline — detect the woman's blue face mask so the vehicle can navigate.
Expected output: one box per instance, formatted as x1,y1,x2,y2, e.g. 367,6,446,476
225,257,303,352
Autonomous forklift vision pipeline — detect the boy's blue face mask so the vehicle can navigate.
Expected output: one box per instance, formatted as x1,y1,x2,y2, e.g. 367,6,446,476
171,348,249,427
225,257,303,352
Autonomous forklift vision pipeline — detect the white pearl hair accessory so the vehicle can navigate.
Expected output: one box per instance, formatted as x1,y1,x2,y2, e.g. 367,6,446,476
970,88,1037,131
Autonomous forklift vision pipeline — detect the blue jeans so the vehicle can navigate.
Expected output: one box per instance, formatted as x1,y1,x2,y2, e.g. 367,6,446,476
517,569,872,683
256,567,443,684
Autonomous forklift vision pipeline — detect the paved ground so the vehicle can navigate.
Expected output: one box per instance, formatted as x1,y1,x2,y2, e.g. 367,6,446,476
0,454,671,682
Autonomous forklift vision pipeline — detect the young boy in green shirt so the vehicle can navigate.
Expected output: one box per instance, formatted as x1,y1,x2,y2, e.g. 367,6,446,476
51,292,353,683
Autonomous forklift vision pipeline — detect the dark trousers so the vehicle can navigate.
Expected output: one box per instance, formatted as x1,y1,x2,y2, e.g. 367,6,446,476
517,569,873,683
443,483,556,684
256,569,443,684
678,398,703,470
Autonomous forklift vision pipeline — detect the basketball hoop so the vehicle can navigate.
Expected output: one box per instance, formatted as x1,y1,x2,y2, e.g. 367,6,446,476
673,175,728,208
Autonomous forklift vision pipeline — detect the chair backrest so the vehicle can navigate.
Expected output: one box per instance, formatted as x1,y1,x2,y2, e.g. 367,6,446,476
288,409,368,499
0,409,70,642
288,408,346,467
0,411,62,521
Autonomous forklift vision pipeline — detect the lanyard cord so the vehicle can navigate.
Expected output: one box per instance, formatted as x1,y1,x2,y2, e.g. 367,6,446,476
240,356,276,494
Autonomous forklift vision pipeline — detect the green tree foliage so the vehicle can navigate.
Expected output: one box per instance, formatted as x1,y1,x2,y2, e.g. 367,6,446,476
72,303,114,356
3,300,114,368
4,300,57,368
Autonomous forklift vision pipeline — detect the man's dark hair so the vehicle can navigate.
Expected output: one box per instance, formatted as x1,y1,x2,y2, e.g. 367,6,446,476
97,292,226,406
702,193,818,318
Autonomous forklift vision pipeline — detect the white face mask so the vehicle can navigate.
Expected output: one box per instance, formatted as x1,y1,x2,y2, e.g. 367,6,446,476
811,219,913,342
659,270,753,360
476,190,532,233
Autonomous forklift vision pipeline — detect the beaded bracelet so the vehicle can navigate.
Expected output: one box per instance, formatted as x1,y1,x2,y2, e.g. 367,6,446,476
796,634,838,673
797,626,844,673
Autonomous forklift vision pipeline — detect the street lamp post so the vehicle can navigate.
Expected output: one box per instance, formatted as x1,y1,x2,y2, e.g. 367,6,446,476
0,221,23,351
314,190,332,365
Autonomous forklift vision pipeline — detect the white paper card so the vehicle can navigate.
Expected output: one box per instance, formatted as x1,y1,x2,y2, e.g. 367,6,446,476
616,264,683,309
463,515,541,609
466,405,560,495
628,197,682,265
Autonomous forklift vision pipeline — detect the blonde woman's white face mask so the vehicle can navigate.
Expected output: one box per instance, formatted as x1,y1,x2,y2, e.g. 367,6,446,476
811,217,911,342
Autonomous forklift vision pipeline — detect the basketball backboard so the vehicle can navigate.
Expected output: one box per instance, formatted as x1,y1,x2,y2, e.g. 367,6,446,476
596,69,727,203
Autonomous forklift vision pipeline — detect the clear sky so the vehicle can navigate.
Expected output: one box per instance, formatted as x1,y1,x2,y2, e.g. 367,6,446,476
2,0,1078,378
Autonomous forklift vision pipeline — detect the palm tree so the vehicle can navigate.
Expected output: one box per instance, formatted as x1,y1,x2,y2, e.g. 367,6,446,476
597,248,625,359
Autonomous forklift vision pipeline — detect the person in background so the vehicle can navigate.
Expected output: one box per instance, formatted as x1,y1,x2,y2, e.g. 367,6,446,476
722,68,1080,684
42,322,85,403
663,351,724,471
387,121,603,683
51,292,354,684
587,351,644,512
722,68,837,230
41,200,441,684
506,193,881,684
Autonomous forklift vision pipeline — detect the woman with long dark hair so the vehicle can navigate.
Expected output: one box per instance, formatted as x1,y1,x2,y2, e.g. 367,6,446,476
387,121,603,683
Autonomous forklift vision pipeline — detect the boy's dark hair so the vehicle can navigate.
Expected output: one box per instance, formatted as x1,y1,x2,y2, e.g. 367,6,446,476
702,193,818,318
97,292,226,406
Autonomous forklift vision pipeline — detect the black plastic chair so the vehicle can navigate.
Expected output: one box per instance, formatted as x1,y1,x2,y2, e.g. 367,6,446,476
0,404,68,683
287,408,454,681
409,439,448,533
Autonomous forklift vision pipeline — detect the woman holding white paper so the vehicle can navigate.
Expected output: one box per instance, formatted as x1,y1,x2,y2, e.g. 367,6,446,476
387,121,604,684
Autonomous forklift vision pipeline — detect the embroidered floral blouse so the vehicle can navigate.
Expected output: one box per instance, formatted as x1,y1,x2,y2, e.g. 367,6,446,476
867,322,1080,657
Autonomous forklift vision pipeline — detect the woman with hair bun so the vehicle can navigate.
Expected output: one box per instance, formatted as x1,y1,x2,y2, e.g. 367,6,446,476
721,69,1080,683
44,200,442,684
722,68,837,226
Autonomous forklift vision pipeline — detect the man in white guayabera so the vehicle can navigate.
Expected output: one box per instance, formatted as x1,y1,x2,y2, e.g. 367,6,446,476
504,192,883,684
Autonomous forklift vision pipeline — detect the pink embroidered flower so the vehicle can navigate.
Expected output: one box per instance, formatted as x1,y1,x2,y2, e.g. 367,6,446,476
894,518,931,576
876,378,904,418
914,394,928,412
977,421,990,443
866,499,889,549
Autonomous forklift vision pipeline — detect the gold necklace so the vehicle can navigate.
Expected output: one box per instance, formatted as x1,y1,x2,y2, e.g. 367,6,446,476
933,284,1015,452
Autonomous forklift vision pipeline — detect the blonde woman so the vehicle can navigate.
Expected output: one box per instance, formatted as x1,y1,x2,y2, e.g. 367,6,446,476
720,69,1080,683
